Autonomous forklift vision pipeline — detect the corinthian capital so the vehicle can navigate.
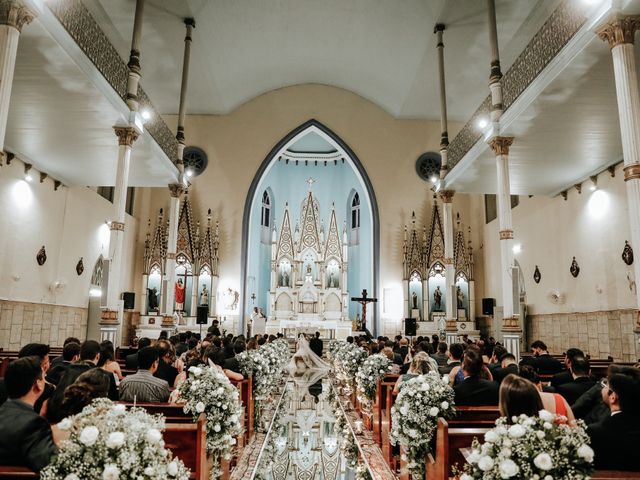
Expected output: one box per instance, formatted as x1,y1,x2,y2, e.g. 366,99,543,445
438,189,455,204
113,126,140,147
168,183,185,198
0,0,35,32
489,136,514,156
597,15,640,48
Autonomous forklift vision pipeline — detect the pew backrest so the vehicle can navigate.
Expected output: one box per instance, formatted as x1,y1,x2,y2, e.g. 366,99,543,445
163,414,208,480
118,402,192,423
0,466,38,479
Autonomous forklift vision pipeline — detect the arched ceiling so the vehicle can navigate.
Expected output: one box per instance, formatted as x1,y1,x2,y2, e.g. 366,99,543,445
84,0,560,120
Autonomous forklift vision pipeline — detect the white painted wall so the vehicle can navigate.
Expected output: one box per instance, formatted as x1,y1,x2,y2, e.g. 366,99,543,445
0,160,139,309
479,164,636,315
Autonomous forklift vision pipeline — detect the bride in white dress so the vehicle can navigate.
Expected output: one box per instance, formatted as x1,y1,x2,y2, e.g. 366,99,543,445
288,334,329,371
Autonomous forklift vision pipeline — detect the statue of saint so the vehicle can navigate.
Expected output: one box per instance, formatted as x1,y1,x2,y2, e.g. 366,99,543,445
412,291,418,309
175,278,185,312
282,269,289,287
329,271,337,288
305,263,313,283
200,285,209,305
433,286,442,311
456,286,464,309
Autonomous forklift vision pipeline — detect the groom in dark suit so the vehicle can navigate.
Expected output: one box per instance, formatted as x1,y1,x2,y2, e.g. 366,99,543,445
310,332,323,358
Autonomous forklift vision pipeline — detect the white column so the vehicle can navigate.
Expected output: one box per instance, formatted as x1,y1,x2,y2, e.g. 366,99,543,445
190,274,198,317
102,126,139,343
439,191,456,325
164,188,182,314
468,279,476,324
0,1,34,151
597,16,640,337
140,273,148,315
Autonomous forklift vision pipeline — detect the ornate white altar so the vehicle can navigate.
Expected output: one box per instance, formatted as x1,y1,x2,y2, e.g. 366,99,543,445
266,184,351,339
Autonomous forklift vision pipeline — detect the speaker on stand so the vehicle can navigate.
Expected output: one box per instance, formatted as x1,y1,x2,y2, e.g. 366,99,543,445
482,298,495,316
196,305,209,338
404,317,417,337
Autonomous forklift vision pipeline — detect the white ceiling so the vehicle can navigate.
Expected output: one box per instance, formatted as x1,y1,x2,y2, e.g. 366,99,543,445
85,0,559,120
8,17,178,187
287,132,337,153
446,34,629,196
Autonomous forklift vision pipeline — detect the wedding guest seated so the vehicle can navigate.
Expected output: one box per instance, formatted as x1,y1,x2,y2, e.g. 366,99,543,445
453,349,499,406
520,340,563,375
573,364,626,424
492,353,519,385
58,368,111,420
393,355,432,393
125,337,151,370
46,341,80,386
431,342,449,367
499,374,543,420
223,340,246,374
439,342,463,376
588,366,640,471
204,346,244,382
0,357,57,472
448,345,493,386
518,365,575,424
119,347,170,403
488,345,507,371
98,340,123,382
154,339,179,387
550,348,584,388
49,337,80,369
555,356,596,406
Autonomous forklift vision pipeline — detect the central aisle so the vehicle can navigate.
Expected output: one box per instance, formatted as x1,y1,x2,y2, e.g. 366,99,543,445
251,369,362,479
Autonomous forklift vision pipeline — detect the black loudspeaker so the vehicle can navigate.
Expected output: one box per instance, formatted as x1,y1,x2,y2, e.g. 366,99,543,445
122,292,135,310
482,298,495,316
196,305,209,325
404,318,417,336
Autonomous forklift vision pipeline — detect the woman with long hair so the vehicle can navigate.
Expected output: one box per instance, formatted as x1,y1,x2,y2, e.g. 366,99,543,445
499,374,544,420
59,368,111,420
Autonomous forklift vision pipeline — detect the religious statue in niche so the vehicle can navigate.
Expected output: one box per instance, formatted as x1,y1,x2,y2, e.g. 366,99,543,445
148,287,159,312
279,263,291,287
76,257,84,276
36,246,47,266
224,287,239,311
622,241,634,266
533,265,541,284
200,285,209,305
174,278,185,311
456,286,464,309
570,257,580,278
412,291,418,309
433,286,442,311
304,264,313,283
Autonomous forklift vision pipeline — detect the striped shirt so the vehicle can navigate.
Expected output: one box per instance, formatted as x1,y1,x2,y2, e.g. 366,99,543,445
119,369,170,403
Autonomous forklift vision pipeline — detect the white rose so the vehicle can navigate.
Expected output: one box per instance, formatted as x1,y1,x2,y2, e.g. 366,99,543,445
64,475,80,480
543,422,553,430
144,467,155,476
538,409,554,422
498,459,519,478
577,444,594,463
213,424,221,432
507,424,525,438
484,430,499,443
189,366,203,377
167,461,179,476
57,418,72,431
536,430,545,439
544,476,553,480
467,450,481,464
112,404,127,414
106,431,125,449
533,453,553,471
441,401,449,410
79,426,99,446
478,455,495,471
145,428,162,444
460,475,474,480
102,464,120,480
195,402,206,413
429,407,439,417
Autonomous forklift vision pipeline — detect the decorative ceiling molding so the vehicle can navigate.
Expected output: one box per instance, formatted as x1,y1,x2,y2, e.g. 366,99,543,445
45,0,177,162
446,1,589,171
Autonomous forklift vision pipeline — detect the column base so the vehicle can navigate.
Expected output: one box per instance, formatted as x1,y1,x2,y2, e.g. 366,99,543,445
502,330,522,360
99,309,120,344
445,319,458,345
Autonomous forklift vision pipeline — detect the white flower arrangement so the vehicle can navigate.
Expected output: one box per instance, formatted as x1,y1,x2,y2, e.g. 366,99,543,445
178,365,243,478
40,398,190,480
389,372,456,479
330,341,368,390
355,353,392,407
248,339,290,399
458,411,594,480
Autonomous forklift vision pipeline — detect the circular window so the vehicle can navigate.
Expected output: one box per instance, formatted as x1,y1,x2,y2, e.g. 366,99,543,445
415,152,442,182
183,146,208,177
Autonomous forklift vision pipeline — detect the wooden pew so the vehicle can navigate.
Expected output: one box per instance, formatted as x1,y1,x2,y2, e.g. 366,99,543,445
164,414,212,480
230,377,253,445
118,402,192,423
375,374,398,444
425,417,489,480
0,466,38,479
592,472,640,479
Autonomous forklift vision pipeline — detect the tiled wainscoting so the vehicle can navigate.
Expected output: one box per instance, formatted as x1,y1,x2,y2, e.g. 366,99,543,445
0,299,87,350
527,309,640,362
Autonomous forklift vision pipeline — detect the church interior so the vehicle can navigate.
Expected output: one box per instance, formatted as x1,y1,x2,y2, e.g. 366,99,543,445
1,0,640,478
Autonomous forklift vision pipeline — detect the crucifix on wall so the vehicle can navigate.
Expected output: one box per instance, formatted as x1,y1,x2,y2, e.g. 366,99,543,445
351,288,377,336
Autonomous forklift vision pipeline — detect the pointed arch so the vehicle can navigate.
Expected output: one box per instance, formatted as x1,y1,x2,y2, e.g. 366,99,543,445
241,119,380,333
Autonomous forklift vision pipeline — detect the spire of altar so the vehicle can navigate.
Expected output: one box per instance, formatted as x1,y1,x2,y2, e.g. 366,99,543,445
306,177,316,191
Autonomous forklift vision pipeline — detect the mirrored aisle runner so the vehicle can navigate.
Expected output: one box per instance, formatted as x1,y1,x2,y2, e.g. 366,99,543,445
232,368,395,480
